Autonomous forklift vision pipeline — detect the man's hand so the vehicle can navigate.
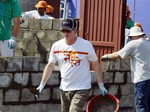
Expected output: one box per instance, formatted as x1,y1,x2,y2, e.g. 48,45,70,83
8,36,16,49
35,82,45,98
98,83,108,96
101,54,110,62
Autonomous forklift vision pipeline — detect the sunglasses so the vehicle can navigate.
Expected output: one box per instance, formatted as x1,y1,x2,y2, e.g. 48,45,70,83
61,29,72,33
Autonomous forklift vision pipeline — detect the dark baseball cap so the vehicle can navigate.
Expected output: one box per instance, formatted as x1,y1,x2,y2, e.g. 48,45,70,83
61,18,76,31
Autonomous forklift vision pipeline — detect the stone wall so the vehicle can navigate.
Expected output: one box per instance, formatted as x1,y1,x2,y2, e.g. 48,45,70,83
0,19,135,112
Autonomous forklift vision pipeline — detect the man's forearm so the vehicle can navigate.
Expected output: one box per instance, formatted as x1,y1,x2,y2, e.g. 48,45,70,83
12,17,20,37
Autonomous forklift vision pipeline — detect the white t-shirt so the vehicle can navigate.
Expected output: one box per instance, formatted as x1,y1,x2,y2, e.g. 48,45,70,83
118,38,150,83
22,10,54,19
49,37,98,91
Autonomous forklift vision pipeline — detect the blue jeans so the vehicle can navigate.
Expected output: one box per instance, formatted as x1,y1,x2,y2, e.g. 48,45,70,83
134,79,150,112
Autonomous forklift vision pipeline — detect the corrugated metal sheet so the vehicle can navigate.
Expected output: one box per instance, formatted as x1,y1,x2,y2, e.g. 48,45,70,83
79,0,126,62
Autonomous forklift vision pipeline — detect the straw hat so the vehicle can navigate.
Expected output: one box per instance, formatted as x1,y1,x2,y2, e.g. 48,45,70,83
35,1,47,8
129,26,145,37
46,5,54,13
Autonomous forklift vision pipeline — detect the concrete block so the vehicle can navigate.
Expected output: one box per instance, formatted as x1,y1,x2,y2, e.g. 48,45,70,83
0,73,12,87
14,73,29,86
31,73,42,86
0,58,5,72
114,72,125,83
6,57,22,72
47,72,60,86
22,56,39,71
29,19,41,30
121,83,134,96
120,95,135,107
20,18,29,28
52,19,62,30
4,90,20,102
41,19,53,30
22,31,33,42
36,88,50,101
108,85,119,95
52,87,60,100
103,72,113,83
45,30,59,41
21,88,35,101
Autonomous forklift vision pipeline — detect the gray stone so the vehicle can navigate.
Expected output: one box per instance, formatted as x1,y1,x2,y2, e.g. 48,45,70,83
52,19,62,30
14,73,29,86
103,72,113,83
22,31,33,42
22,56,39,71
121,83,134,96
36,88,50,101
52,87,60,100
21,88,35,101
29,19,41,30
0,73,12,87
47,72,60,85
108,85,119,95
0,90,3,106
6,57,22,72
4,90,20,102
120,95,135,107
31,73,42,86
114,72,125,83
20,18,29,28
0,58,5,72
41,19,53,30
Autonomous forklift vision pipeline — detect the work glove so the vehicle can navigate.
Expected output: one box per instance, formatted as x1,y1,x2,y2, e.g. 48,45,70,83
101,54,110,62
35,82,46,98
8,36,16,49
98,83,108,96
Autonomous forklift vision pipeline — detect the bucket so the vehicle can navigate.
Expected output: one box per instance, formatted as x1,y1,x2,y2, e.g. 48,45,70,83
86,94,120,112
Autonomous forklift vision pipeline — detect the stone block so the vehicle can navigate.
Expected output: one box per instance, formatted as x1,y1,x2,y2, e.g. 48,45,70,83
20,18,29,28
90,71,97,83
120,95,135,107
108,85,119,95
29,19,41,30
31,73,42,86
47,72,60,85
17,42,27,50
21,88,35,101
121,83,134,96
120,58,130,70
0,73,12,87
14,73,29,86
0,90,3,106
127,72,132,83
39,63,46,71
36,31,46,42
114,72,125,83
4,90,20,102
6,57,22,72
52,19,62,30
52,87,60,100
36,88,50,101
22,56,39,71
109,59,120,71
22,31,33,42
103,72,113,83
45,30,59,41
41,19,53,30
0,57,5,72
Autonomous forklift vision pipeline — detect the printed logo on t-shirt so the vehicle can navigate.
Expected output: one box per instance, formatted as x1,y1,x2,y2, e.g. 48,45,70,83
54,50,88,67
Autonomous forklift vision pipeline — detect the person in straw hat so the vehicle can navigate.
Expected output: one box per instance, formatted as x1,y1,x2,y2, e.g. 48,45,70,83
22,0,54,19
101,26,150,112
